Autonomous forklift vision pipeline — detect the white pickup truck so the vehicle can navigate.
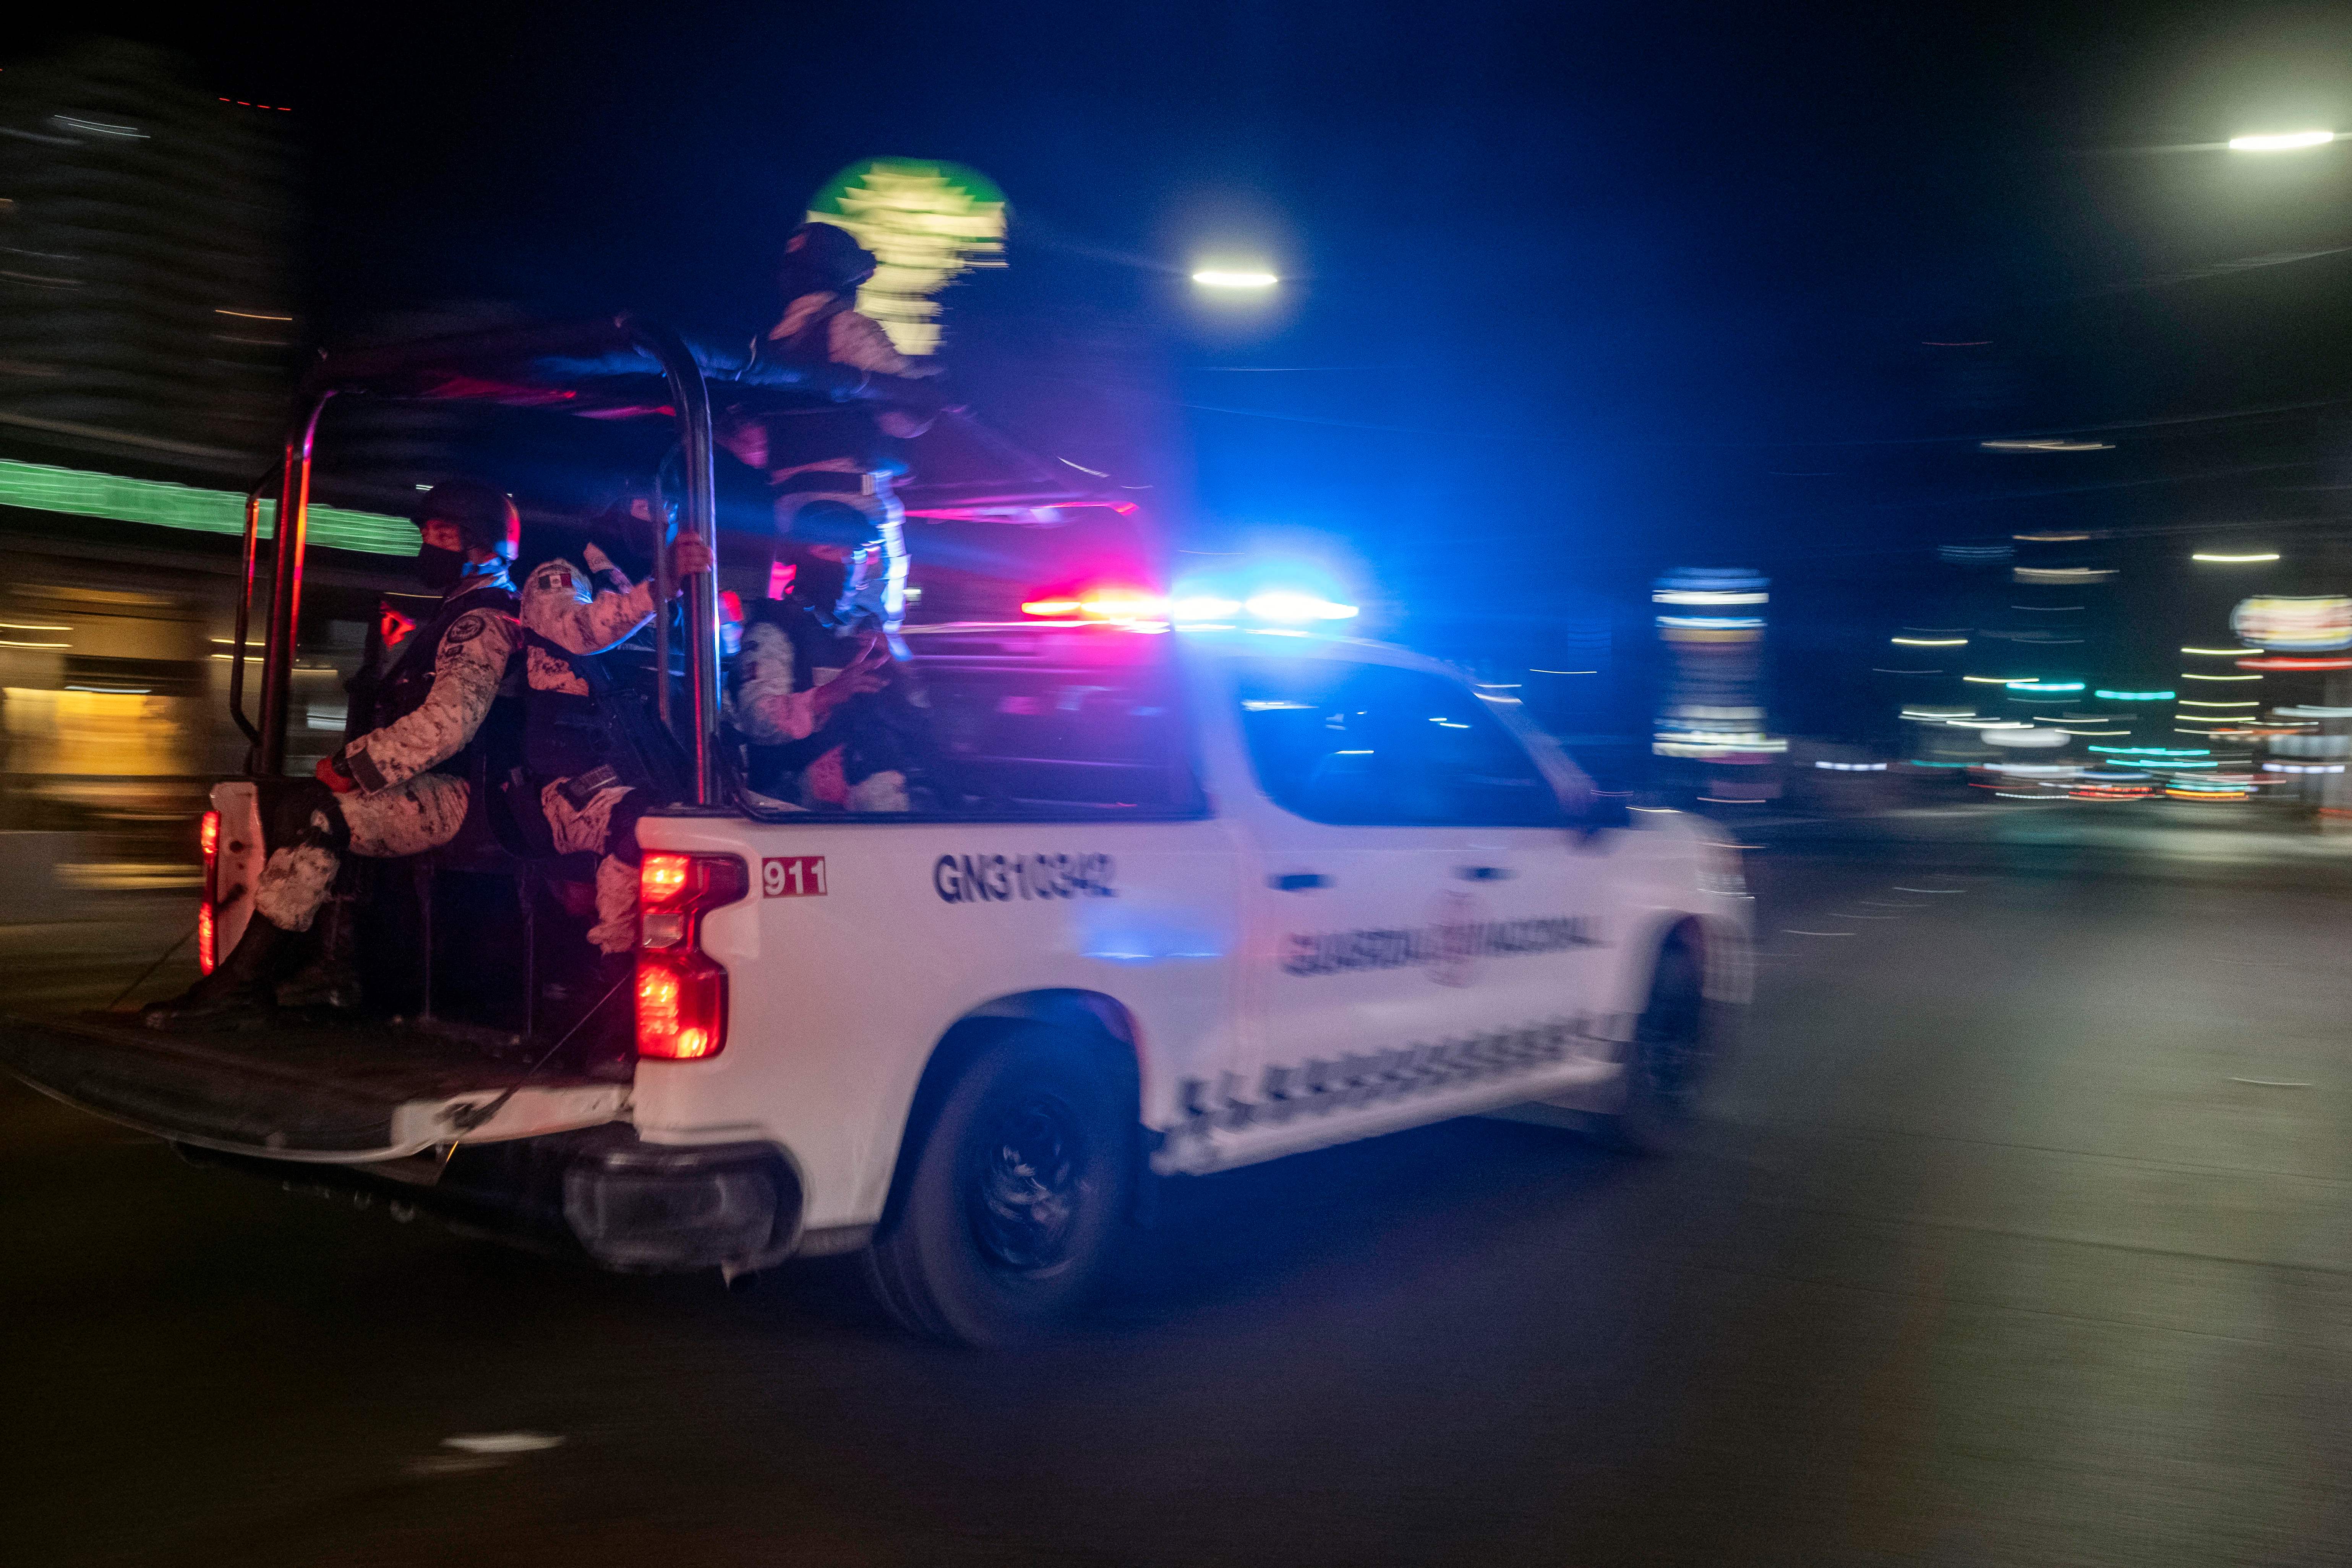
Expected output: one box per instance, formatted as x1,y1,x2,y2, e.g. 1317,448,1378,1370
3,618,1749,1345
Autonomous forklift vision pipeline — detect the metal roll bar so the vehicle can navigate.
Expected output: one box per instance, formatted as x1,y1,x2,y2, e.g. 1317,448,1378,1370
226,467,274,757
241,313,996,809
622,316,721,807
256,392,331,778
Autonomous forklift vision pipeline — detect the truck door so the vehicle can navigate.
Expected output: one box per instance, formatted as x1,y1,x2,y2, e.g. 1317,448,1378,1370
1203,653,1601,1160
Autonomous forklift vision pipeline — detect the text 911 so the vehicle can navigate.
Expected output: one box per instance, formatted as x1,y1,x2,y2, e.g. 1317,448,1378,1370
763,856,827,897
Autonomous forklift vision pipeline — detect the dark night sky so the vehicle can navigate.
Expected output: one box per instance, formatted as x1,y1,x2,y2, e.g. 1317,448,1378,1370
19,2,2352,722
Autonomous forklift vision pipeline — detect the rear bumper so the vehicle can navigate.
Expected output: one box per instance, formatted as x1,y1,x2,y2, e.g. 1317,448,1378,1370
561,1133,805,1271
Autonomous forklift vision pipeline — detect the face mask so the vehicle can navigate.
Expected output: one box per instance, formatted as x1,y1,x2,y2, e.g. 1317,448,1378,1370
791,555,848,616
415,543,467,591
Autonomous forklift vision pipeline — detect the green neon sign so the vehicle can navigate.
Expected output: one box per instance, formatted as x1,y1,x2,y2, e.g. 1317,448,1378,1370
0,459,417,556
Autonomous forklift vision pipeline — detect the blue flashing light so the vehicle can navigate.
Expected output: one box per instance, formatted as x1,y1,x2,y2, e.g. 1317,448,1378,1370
2095,689,2175,700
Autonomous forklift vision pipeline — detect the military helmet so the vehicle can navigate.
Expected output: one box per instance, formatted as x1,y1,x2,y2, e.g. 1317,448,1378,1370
415,480,520,560
783,222,878,292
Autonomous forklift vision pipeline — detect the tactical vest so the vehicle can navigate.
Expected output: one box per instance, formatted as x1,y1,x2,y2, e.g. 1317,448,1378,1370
733,595,929,796
735,597,836,792
750,299,903,475
363,579,522,777
519,631,689,804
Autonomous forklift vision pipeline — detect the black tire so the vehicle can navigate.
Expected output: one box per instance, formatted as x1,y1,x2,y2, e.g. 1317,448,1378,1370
1595,933,1730,1154
862,1026,1137,1347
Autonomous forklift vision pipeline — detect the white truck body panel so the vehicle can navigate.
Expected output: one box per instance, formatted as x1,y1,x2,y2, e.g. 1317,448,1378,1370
632,632,1751,1232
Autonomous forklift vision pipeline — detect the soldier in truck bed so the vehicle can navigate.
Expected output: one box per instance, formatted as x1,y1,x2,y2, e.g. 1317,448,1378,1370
716,221,940,636
725,506,923,812
144,482,709,1031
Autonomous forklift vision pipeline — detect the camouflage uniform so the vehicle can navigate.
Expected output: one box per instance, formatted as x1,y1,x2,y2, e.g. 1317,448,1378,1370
515,557,665,953
728,613,910,812
749,290,928,631
252,561,665,953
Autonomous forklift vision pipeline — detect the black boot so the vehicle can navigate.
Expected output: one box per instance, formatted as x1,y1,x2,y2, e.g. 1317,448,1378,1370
141,915,300,1031
275,890,362,1012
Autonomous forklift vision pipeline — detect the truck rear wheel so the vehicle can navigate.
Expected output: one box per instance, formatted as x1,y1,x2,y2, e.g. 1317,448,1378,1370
1596,932,1728,1154
862,1026,1136,1347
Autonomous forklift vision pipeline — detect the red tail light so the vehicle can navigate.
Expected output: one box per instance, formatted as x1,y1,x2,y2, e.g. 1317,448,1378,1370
637,956,726,1060
197,809,221,975
637,853,747,1060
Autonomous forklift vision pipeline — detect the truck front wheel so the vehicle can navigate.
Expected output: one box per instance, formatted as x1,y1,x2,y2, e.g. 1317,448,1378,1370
863,1027,1137,1346
1595,932,1731,1153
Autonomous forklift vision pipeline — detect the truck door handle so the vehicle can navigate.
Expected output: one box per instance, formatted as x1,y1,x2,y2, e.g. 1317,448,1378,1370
1456,865,1515,882
1270,872,1332,892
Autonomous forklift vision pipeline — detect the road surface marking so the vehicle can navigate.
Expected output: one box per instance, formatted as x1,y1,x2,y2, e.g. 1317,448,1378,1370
443,1433,565,1454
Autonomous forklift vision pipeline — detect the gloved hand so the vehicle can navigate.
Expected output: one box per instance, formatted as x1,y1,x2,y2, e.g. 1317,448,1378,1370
811,636,892,722
665,531,712,592
581,542,632,593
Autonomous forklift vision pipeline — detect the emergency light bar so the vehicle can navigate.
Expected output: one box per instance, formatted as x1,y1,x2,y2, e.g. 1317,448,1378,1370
1022,587,1359,625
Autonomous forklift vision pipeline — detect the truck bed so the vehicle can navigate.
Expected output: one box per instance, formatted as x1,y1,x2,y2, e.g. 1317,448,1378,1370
0,1011,627,1161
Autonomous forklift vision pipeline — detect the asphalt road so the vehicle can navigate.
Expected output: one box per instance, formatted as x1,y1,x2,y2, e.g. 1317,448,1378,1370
4,806,2349,1566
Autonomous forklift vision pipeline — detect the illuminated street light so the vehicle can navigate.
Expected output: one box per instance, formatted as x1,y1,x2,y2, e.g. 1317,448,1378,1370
2227,130,2336,151
2192,551,2280,563
1192,269,1279,288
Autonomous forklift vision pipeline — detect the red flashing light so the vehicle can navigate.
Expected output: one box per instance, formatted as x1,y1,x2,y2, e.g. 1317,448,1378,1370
636,853,746,1060
1023,587,1165,621
196,900,216,975
199,809,219,864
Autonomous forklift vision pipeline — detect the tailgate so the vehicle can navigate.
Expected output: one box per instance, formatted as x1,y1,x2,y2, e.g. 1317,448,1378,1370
0,1012,626,1162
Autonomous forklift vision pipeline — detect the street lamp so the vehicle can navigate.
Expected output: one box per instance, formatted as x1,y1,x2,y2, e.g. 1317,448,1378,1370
2227,130,2336,151
1191,268,1279,289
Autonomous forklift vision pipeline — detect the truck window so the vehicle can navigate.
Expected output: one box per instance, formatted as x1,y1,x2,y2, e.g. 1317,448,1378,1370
1232,658,1565,828
916,658,1200,816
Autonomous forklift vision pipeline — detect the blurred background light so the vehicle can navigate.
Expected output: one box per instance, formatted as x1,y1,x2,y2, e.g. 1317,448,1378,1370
2228,130,2336,151
0,459,415,555
2230,595,2352,652
1242,590,1358,622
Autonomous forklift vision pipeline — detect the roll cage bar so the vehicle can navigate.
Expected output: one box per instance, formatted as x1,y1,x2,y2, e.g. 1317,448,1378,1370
235,314,977,808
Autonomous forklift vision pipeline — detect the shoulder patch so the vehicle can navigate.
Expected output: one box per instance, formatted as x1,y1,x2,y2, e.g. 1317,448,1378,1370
442,611,489,647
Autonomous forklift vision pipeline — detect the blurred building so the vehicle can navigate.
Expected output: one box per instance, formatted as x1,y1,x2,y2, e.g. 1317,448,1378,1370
0,41,408,887
1652,567,1783,801
0,38,295,468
